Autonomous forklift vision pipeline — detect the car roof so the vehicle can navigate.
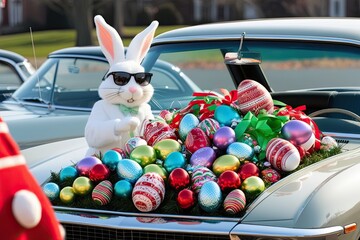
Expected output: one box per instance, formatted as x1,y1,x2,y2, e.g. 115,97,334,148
153,18,360,45
48,46,104,58
0,49,27,63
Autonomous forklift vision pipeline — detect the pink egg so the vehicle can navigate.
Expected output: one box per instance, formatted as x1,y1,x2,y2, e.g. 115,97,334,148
213,126,236,150
132,172,165,212
223,189,246,214
281,120,315,150
185,127,211,153
237,79,274,115
266,138,300,172
190,147,216,168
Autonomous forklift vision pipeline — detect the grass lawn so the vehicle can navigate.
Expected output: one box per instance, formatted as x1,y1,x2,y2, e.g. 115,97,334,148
0,25,184,64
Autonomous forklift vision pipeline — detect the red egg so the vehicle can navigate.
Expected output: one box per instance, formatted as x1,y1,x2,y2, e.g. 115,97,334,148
169,168,190,190
261,168,281,184
185,127,210,153
238,162,259,181
89,164,110,182
266,138,300,172
217,170,241,192
177,189,196,209
144,120,177,146
237,79,274,115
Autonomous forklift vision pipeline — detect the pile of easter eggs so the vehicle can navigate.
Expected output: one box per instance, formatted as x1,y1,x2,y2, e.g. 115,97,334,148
43,79,338,216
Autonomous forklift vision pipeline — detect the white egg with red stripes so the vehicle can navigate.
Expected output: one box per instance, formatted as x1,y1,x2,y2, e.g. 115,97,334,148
266,138,300,172
132,172,165,212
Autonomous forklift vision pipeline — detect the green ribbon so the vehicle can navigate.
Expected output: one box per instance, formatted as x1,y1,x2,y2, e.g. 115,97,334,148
118,104,139,116
234,110,288,160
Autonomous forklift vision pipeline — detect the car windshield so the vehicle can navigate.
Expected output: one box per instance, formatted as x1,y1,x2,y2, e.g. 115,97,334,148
145,40,360,93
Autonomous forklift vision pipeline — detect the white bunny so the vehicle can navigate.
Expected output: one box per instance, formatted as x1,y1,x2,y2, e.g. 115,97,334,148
85,15,158,156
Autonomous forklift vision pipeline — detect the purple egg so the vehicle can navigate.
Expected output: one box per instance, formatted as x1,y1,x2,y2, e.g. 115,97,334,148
281,120,313,145
76,156,102,176
190,147,216,168
213,126,236,150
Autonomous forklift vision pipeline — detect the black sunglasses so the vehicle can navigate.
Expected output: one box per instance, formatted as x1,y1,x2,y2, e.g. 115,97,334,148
105,71,153,86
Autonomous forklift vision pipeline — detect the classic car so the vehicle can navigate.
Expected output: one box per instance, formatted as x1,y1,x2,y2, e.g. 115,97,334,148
0,49,35,101
26,18,360,240
0,46,200,149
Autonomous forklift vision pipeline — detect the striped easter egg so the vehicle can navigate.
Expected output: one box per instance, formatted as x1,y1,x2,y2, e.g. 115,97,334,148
191,166,217,194
237,79,274,115
132,172,165,212
92,180,113,206
223,189,246,214
266,138,300,172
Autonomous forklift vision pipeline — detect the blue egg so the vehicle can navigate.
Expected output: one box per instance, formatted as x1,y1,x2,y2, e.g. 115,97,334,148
164,151,186,172
59,166,78,182
102,150,122,170
42,182,60,201
227,142,254,162
117,159,143,184
179,113,199,141
114,180,133,198
214,105,241,127
198,181,222,213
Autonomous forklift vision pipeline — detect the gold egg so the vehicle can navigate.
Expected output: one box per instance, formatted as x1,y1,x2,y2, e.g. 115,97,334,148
212,154,240,176
241,176,265,197
153,139,181,160
130,145,157,167
59,186,75,204
72,176,93,195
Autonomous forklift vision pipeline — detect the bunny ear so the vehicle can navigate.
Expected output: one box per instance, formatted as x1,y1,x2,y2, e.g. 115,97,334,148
94,15,125,66
126,20,159,64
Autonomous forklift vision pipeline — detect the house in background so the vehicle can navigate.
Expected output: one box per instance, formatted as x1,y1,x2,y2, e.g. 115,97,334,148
0,0,358,34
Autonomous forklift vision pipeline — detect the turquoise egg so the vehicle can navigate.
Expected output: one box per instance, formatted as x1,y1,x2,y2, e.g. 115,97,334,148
214,105,241,127
198,181,222,213
117,159,143,184
42,182,60,201
114,180,133,198
164,151,186,172
179,113,199,141
227,142,254,162
59,166,78,182
102,149,122,170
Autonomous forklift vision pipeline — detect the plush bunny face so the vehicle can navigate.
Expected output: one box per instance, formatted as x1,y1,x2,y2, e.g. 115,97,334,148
99,61,154,107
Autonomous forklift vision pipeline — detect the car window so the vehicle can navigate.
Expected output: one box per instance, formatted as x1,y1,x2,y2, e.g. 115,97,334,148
0,62,22,89
52,58,108,108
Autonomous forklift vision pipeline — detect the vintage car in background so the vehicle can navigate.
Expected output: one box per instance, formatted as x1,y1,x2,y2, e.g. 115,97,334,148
26,18,360,240
0,49,35,101
0,46,200,149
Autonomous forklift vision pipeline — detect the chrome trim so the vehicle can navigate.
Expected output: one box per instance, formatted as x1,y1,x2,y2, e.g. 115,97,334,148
230,223,344,239
323,131,360,140
49,54,106,62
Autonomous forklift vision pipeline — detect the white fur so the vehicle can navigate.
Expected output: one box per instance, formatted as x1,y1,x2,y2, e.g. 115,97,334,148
85,15,158,156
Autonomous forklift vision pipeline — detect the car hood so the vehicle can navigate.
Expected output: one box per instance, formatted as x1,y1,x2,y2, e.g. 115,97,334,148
0,102,40,120
26,137,360,229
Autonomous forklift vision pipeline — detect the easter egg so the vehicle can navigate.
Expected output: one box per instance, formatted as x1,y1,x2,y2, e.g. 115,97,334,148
261,168,281,184
117,159,143,184
237,79,274,115
179,113,200,141
114,180,133,198
112,147,128,158
177,189,196,209
59,186,75,204
76,156,102,176
72,176,93,195
185,127,211,154
213,126,236,150
144,120,177,146
226,142,254,162
169,168,190,190
125,137,147,156
198,118,220,139
159,109,174,123
212,154,240,176
198,181,222,213
153,139,181,160
266,138,301,172
132,172,165,212
143,164,168,180
164,151,186,172
42,182,60,201
241,176,265,197
190,147,216,168
238,162,259,181
281,120,315,151
92,180,113,206
223,189,246,214
59,166,78,182
89,163,110,182
321,136,338,151
214,105,241,127
217,170,241,192
191,166,217,194
130,145,157,167
102,149,122,170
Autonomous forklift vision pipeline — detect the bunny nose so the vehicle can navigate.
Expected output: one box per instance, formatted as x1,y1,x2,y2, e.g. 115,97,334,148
129,86,137,94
